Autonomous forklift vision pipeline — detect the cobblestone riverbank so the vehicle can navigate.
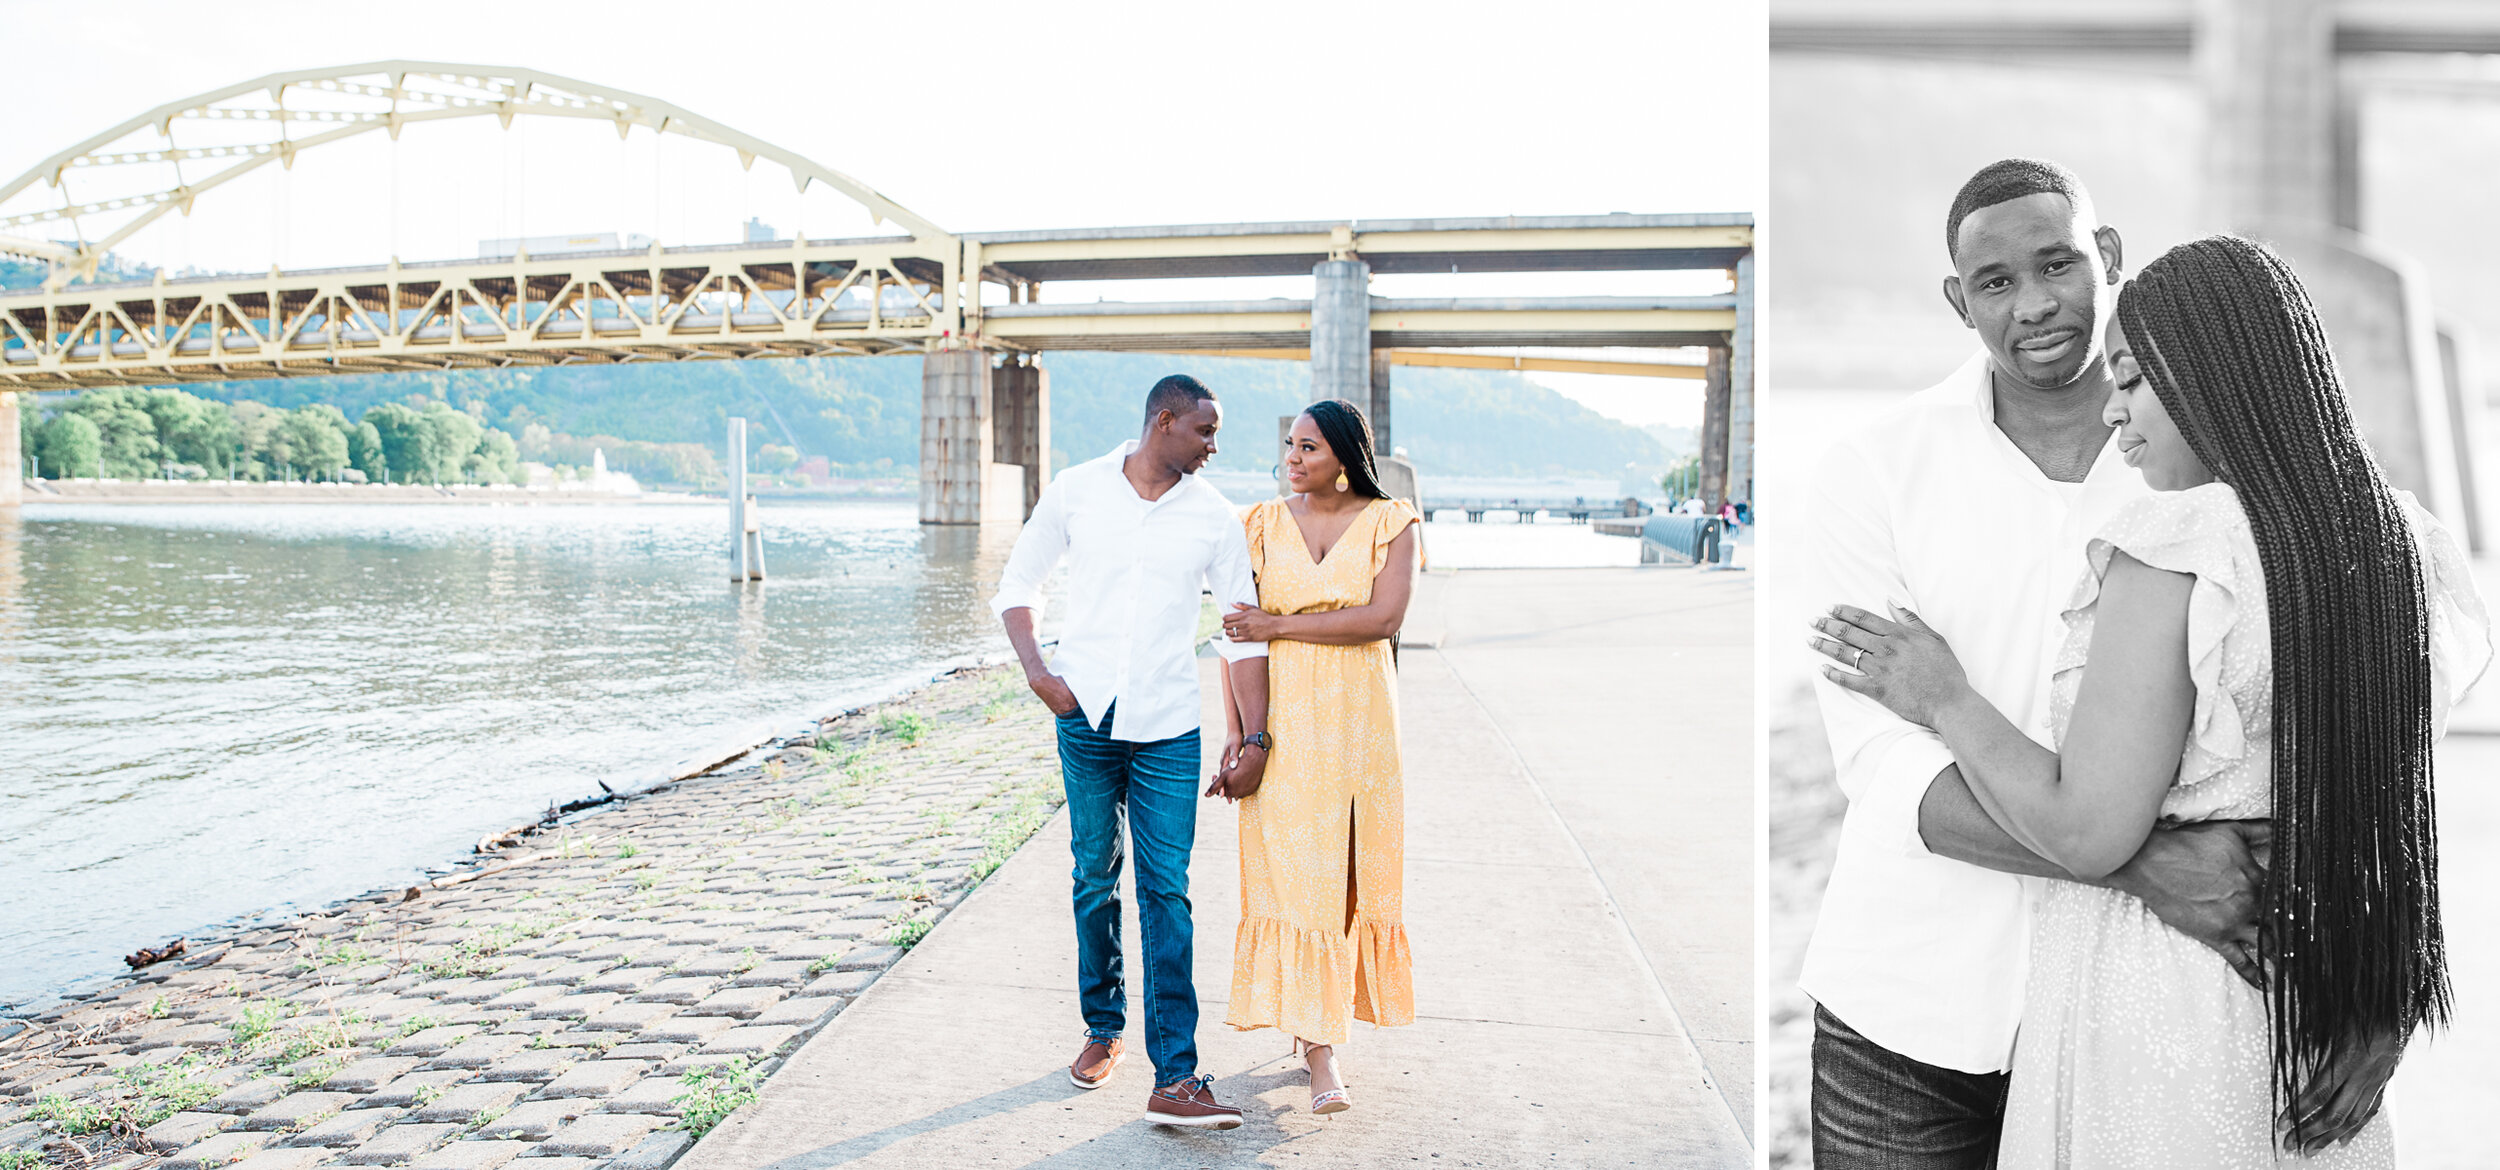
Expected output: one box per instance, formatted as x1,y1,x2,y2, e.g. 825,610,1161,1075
0,665,1065,1170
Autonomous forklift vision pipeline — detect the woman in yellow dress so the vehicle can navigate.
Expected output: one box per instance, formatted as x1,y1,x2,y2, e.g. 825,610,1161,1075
1214,398,1420,1116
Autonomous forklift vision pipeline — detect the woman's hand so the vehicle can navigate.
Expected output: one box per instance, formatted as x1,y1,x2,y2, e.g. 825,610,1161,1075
1808,602,1975,727
1222,603,1283,643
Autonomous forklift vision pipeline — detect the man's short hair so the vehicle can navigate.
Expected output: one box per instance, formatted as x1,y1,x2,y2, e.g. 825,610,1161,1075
1142,374,1216,426
1946,158,2089,263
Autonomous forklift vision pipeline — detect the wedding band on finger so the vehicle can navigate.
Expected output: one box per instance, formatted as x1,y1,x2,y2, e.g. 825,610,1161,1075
1852,646,1865,668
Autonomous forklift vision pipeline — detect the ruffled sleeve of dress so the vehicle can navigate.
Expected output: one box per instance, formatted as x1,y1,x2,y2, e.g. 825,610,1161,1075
1242,497,1274,580
2401,491,2494,739
2051,482,2262,791
1367,496,1423,579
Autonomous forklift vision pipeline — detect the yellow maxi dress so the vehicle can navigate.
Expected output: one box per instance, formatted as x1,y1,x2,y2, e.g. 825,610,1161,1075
1226,495,1420,1046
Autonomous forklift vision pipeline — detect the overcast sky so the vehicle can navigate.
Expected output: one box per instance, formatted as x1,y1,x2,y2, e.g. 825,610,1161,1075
0,0,1766,426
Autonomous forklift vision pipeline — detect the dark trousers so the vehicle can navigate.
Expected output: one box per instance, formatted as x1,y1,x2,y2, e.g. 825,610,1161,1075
1811,1005,2010,1169
1054,704,1202,1087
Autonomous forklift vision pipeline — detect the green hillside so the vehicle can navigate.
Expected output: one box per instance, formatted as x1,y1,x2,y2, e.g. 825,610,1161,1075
129,352,1667,480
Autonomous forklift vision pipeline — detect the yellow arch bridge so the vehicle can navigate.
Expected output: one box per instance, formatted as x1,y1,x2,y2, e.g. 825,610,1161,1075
0,62,1753,524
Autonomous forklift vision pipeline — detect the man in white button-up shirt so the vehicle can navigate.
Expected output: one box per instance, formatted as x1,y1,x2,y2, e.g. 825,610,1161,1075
1799,159,2271,1167
992,374,1269,1130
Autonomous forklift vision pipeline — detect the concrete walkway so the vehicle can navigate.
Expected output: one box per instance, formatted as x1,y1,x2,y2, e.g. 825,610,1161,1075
682,567,1754,1169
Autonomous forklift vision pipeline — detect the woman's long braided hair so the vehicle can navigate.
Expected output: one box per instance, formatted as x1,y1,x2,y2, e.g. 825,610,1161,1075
2117,234,2445,1110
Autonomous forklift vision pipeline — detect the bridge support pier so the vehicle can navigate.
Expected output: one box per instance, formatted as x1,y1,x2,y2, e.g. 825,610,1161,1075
0,391,18,507
992,357,1050,520
921,349,1040,526
1312,259,1371,404
1699,346,1732,513
1369,347,1394,453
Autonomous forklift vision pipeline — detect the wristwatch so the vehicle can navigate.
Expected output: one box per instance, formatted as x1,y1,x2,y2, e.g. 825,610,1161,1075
1240,731,1272,752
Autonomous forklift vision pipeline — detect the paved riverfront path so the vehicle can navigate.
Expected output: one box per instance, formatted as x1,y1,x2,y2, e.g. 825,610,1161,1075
682,566,1754,1169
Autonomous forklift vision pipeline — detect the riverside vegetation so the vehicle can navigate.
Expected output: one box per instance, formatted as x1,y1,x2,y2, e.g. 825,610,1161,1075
0,666,1066,1170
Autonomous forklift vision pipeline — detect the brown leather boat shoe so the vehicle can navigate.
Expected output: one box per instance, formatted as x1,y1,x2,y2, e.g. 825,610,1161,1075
1145,1073,1244,1129
1069,1035,1124,1089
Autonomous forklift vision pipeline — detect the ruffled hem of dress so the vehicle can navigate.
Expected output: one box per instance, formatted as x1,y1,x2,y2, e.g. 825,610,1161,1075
2054,483,2253,785
1224,915,1413,1043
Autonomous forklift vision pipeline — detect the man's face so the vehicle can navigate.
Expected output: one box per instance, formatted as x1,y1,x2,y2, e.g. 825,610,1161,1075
1946,192,2115,392
1158,400,1222,474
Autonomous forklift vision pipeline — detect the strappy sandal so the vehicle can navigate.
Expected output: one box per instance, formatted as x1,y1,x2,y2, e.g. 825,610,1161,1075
1293,1038,1353,1115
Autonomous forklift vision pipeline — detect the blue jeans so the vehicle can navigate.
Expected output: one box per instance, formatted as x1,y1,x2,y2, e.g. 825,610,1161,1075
1811,1005,2009,1169
1055,704,1201,1086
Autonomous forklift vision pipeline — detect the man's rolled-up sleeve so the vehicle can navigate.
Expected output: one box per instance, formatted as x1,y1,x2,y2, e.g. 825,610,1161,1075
990,479,1068,620
1807,439,1956,857
1205,507,1267,661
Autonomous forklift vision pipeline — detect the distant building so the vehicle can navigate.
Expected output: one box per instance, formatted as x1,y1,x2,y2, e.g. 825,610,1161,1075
745,218,779,244
477,232,657,260
798,455,831,486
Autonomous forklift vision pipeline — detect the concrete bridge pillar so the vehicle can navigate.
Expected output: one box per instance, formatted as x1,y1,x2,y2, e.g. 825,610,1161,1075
991,357,1050,521
1699,346,1732,513
2201,0,2336,231
1368,348,1394,453
920,349,1033,526
1728,255,1755,506
0,391,19,507
1311,259,1371,404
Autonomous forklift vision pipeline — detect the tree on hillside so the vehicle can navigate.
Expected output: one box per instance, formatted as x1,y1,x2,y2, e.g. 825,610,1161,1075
420,405,485,484
35,413,102,478
284,405,352,480
141,389,237,477
64,388,163,478
468,429,520,484
349,421,388,483
231,400,289,480
363,404,439,484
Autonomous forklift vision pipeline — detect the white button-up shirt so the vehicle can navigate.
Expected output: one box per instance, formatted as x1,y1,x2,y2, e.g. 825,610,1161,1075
990,440,1266,743
1797,352,2150,1074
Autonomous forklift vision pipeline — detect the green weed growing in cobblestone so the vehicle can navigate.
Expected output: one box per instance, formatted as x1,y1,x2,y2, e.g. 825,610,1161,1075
392,1014,443,1040
805,956,838,975
411,1084,447,1107
145,992,170,1019
116,1053,222,1125
674,1057,761,1138
763,759,787,782
616,842,641,859
419,913,566,979
277,1016,356,1064
734,947,761,973
0,1149,43,1170
293,937,378,972
968,788,1055,883
466,1106,506,1132
888,919,932,950
230,998,298,1045
31,1092,107,1134
878,713,928,746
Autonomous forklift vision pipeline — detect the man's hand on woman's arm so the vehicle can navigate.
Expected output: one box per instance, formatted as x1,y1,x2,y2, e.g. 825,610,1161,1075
1920,765,2271,989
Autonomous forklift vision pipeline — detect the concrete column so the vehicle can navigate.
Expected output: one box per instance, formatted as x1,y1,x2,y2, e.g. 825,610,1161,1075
0,391,18,507
1728,254,1755,507
1311,259,1371,403
1699,346,1732,513
2200,0,2335,231
990,358,1050,521
1368,348,1394,453
726,418,751,581
919,348,992,525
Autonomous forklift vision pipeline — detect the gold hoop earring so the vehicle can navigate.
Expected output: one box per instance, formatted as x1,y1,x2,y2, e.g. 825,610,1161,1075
1335,471,1350,492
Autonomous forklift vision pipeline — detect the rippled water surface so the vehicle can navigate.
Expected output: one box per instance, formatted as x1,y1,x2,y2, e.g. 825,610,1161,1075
0,500,1024,1008
0,497,1635,1008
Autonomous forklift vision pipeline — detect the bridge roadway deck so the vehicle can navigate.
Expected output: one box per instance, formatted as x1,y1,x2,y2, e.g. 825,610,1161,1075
678,566,1755,1169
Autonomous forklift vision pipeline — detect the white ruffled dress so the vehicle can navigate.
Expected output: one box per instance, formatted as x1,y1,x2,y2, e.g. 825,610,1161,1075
1999,482,2491,1169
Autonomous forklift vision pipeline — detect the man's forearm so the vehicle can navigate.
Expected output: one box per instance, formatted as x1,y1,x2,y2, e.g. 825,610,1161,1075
1921,763,2182,900
1227,657,1270,735
1919,763,2079,880
1001,607,1049,676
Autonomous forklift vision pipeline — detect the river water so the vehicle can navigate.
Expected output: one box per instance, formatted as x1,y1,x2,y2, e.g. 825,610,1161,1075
0,497,1635,1009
